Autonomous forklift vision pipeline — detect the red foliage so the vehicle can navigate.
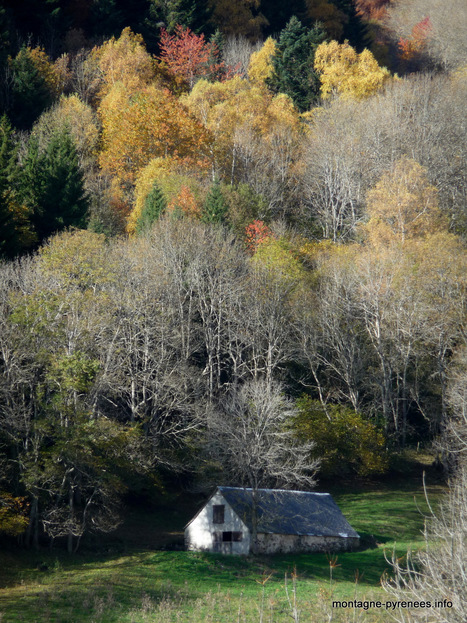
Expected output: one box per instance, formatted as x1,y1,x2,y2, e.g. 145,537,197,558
398,16,432,61
159,25,233,88
245,220,273,254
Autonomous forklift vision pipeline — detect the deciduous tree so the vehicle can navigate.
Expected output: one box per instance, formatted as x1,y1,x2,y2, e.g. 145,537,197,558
294,396,388,477
159,24,228,88
363,156,446,245
98,83,211,194
205,379,319,551
247,37,276,85
209,0,268,41
314,39,391,100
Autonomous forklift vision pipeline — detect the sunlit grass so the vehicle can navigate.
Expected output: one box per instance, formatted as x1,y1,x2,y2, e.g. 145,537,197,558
0,483,446,622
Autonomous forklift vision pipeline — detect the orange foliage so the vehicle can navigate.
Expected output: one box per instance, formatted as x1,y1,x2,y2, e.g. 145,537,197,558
398,17,433,61
245,220,273,254
98,83,211,192
167,185,201,219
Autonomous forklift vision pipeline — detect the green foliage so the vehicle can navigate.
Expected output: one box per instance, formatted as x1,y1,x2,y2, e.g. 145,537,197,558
18,127,88,244
47,351,100,395
294,396,389,477
201,178,228,224
135,180,167,234
0,480,445,620
332,0,370,51
253,236,307,284
145,0,212,37
9,46,54,130
222,183,269,234
260,0,308,36
268,16,326,112
0,114,31,257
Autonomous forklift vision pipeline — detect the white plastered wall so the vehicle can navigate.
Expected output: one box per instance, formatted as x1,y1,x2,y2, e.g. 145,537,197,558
185,490,250,555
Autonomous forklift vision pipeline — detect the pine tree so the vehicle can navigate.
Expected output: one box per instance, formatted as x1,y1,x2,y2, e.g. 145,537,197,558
332,0,370,51
260,0,307,36
9,46,54,130
145,0,212,35
268,16,326,112
201,179,228,225
0,115,20,257
136,181,167,234
19,128,88,243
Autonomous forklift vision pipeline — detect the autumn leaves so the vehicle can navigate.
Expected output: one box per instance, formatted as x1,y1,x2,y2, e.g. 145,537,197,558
88,24,394,241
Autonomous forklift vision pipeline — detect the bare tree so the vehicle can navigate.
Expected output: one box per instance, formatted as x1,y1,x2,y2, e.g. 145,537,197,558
383,349,467,621
205,379,319,551
222,35,262,78
300,99,370,241
387,0,467,70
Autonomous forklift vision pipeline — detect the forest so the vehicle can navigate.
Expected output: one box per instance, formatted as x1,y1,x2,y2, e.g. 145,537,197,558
0,1,466,621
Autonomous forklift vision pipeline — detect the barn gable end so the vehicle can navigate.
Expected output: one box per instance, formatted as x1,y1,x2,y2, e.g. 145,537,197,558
185,489,250,555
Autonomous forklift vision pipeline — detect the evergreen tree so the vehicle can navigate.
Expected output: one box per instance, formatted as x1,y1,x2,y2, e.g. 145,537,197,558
90,0,125,39
332,0,370,51
136,181,167,234
0,115,21,257
268,16,326,112
260,0,307,36
145,0,212,34
201,179,228,225
9,47,54,130
19,128,88,244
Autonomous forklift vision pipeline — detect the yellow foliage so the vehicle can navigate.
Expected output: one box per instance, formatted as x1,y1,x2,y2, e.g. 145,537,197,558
248,37,276,86
28,46,65,96
363,157,447,245
57,95,99,159
263,93,300,137
128,157,204,234
182,76,301,175
33,95,99,168
98,83,211,192
38,229,116,290
314,40,391,100
91,27,157,96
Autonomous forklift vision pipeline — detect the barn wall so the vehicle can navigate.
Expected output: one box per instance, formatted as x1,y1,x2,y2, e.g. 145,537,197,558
255,534,360,554
185,491,250,555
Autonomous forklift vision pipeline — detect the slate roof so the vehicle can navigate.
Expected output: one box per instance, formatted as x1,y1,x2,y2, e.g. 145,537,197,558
218,487,359,539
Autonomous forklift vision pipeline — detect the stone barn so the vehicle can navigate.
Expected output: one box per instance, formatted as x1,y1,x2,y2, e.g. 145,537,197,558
184,487,360,555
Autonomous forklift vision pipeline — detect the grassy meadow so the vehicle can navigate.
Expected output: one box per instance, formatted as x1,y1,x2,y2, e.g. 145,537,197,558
0,466,445,623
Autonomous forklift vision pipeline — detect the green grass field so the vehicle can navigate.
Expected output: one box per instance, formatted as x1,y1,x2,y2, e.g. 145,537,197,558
0,474,446,623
